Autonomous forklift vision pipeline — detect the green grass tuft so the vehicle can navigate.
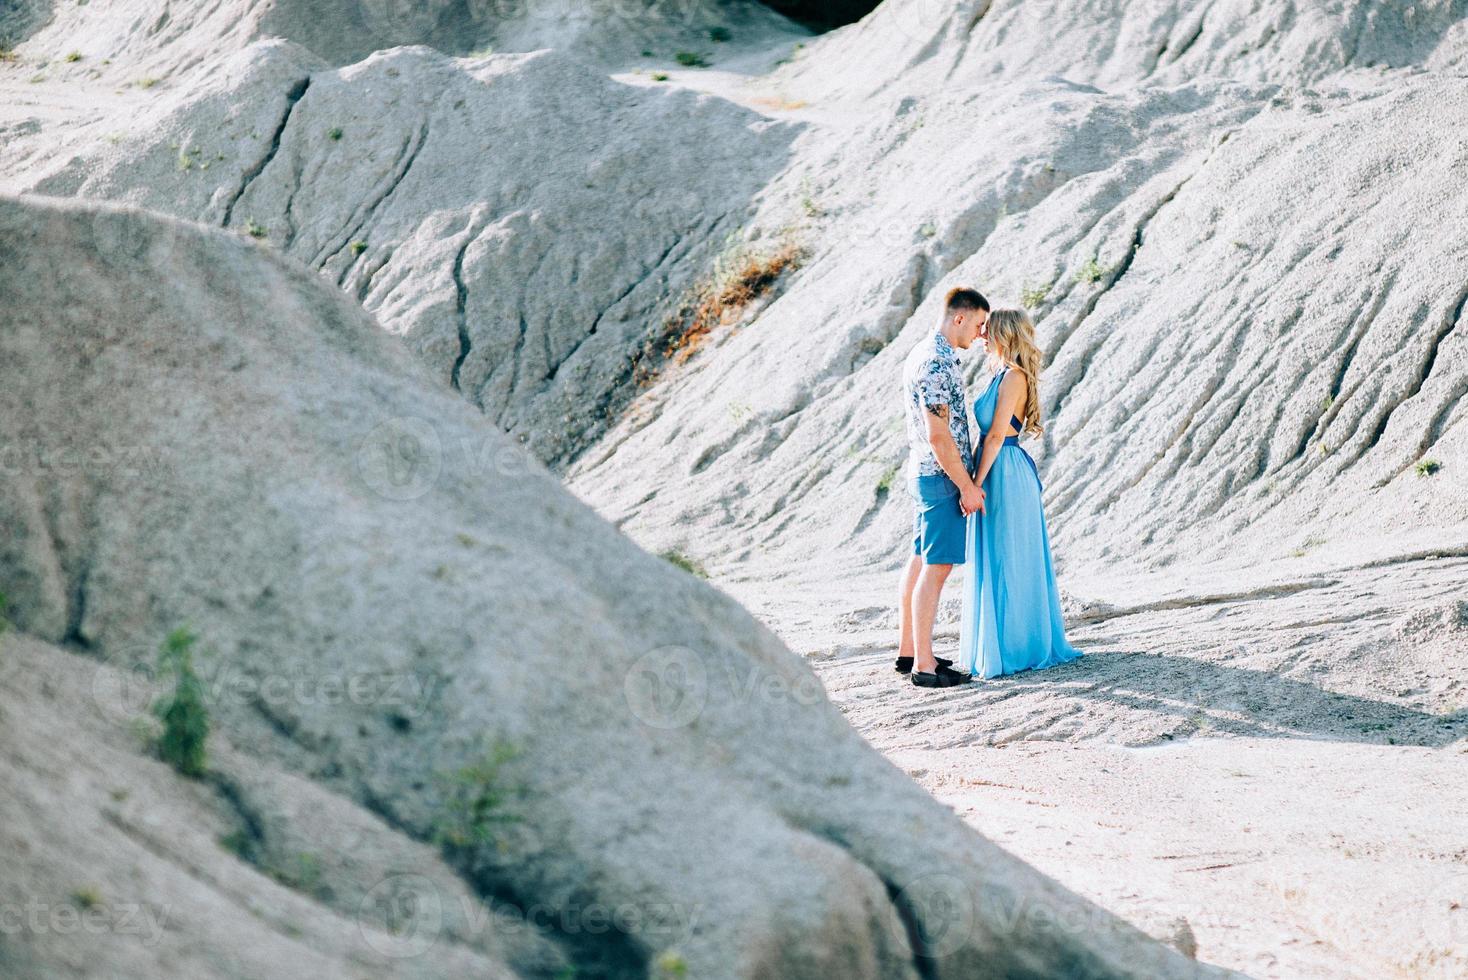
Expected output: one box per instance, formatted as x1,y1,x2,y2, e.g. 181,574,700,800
153,627,209,778
1416,458,1442,477
327,126,343,141
1019,280,1052,309
218,830,252,859
675,51,709,68
71,887,101,910
349,240,368,257
244,219,267,239
660,550,708,579
651,72,669,82
435,741,523,850
876,464,899,496
708,27,732,43
64,50,82,63
654,951,689,978
1075,256,1108,284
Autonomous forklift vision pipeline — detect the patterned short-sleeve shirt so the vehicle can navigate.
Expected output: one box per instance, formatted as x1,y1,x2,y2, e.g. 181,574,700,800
902,331,973,479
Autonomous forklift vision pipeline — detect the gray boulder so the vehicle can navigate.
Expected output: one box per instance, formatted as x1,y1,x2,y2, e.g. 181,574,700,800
0,194,1226,978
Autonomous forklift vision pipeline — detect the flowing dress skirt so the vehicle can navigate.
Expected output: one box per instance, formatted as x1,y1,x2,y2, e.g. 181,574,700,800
958,444,1082,679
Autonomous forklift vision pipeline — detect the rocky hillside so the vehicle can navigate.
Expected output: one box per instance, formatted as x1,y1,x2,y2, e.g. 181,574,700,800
573,0,1468,578
7,0,1460,578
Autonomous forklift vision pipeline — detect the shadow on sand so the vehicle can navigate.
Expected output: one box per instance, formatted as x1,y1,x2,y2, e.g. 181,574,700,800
992,651,1466,748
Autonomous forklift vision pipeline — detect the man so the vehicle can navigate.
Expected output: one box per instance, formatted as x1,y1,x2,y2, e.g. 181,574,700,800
897,286,989,688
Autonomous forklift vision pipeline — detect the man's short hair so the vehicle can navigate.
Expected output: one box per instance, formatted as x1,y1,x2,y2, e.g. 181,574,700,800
944,286,990,314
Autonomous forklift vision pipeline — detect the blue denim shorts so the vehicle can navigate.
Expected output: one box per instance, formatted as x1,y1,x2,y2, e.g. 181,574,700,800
909,474,967,566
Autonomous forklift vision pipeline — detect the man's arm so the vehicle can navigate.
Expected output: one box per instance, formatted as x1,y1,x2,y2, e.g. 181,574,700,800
924,405,984,515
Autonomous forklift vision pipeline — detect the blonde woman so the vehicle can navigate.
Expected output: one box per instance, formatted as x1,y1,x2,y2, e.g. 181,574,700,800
958,308,1083,679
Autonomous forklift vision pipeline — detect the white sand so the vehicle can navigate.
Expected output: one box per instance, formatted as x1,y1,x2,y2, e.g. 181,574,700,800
726,554,1468,976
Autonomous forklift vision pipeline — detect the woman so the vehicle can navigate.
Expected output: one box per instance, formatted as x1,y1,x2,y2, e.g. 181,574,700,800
958,308,1082,679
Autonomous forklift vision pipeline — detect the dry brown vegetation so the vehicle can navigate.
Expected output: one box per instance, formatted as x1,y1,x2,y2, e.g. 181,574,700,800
635,234,804,385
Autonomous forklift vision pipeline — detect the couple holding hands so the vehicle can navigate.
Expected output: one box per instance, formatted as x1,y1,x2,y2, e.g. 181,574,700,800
896,287,1082,689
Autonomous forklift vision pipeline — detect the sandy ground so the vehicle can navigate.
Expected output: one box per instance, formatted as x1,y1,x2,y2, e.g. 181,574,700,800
725,554,1468,978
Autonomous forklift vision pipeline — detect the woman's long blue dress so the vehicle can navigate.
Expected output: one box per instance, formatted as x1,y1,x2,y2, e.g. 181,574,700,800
958,370,1083,679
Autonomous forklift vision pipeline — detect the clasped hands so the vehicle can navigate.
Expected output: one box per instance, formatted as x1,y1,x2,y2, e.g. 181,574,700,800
960,482,986,516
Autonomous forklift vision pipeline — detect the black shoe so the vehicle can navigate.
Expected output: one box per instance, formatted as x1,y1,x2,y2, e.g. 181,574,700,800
911,668,970,688
895,656,953,675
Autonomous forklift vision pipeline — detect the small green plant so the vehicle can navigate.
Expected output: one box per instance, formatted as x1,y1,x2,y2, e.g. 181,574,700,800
327,126,343,141
654,951,689,978
1019,280,1052,308
708,27,732,43
641,49,654,57
349,239,368,257
801,194,823,218
651,72,670,82
1319,442,1332,457
153,627,209,778
270,852,325,896
136,76,159,89
467,46,494,58
218,830,252,859
660,549,708,579
435,741,523,849
71,887,101,910
64,50,83,63
1075,256,1108,284
244,219,267,239
1291,533,1328,558
876,464,899,496
1322,393,1334,412
0,40,17,63
176,145,201,171
1416,458,1442,477
674,51,709,68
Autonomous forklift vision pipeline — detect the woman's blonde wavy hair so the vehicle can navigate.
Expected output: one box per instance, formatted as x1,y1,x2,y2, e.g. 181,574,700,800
986,308,1045,437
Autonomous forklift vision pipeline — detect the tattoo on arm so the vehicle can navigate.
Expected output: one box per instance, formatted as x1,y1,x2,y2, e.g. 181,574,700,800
926,403,950,421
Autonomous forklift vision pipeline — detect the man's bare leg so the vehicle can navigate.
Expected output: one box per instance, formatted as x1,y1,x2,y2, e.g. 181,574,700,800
911,563,954,674
897,555,923,662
